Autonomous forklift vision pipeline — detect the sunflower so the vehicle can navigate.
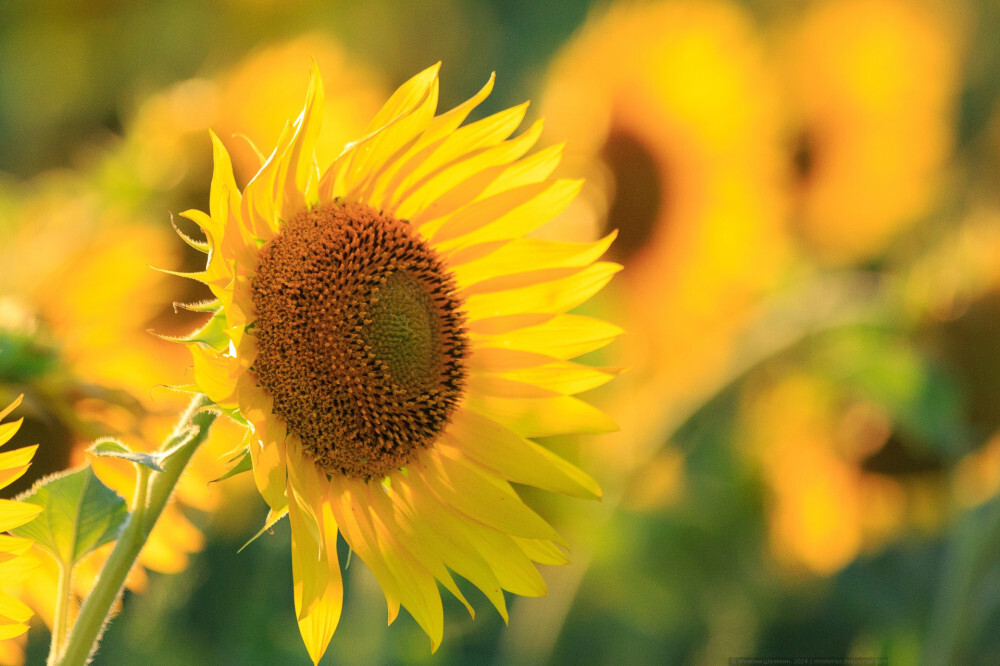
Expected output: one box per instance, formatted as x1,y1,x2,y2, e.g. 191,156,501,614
0,396,41,654
539,0,787,471
176,64,620,662
782,0,961,264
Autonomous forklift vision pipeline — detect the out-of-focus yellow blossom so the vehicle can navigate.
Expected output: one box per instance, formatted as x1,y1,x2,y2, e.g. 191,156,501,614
541,0,788,471
116,34,388,196
782,0,962,264
741,373,946,576
0,396,42,664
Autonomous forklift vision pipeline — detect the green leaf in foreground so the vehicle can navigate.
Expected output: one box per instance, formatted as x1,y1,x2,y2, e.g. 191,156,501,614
11,466,128,566
88,438,165,473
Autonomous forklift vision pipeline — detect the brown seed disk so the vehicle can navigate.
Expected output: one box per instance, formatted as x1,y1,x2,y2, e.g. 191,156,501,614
250,200,467,479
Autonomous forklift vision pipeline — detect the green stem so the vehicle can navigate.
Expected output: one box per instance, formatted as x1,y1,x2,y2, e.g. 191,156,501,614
47,561,74,666
56,395,216,666
924,497,1000,665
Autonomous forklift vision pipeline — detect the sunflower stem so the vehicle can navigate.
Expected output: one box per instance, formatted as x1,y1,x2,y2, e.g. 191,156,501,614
924,496,1000,664
46,561,74,666
57,395,216,666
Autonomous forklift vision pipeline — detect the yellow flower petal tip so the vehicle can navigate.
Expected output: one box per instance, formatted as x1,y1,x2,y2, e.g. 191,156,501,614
173,64,620,661
0,397,40,640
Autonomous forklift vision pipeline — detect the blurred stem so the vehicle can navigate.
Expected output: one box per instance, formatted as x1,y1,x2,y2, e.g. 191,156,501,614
47,561,74,666
57,394,216,666
924,497,1000,665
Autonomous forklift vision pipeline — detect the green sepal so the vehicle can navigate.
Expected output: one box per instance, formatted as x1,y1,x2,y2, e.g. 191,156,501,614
210,446,252,484
217,405,250,427
150,265,209,283
153,310,229,349
173,299,222,313
170,213,209,252
11,466,128,567
88,438,165,473
239,508,288,553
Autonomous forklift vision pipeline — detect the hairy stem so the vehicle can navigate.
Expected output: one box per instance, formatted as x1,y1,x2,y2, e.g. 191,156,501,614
57,395,215,666
47,561,74,666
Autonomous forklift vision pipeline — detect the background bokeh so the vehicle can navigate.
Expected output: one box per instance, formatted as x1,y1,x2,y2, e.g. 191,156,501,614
3,0,1000,663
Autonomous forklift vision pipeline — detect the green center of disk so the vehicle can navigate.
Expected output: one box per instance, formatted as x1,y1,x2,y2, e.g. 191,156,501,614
363,271,438,390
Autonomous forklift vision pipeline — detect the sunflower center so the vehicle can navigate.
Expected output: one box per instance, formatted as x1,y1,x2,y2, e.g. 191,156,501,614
250,201,467,479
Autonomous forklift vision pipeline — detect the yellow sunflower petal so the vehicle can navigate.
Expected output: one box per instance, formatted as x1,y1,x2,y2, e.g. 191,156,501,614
0,621,30,642
430,178,582,250
288,494,326,619
484,361,619,396
326,477,403,623
415,450,563,543
0,500,42,533
0,419,23,450
396,118,544,222
441,410,601,499
361,485,445,650
321,64,441,202
404,471,547,598
462,261,621,321
0,592,34,622
451,232,617,287
286,438,329,559
468,313,623,358
0,396,23,426
373,482,476,618
295,502,343,666
0,536,32,559
277,64,325,217
189,344,239,408
388,102,530,210
466,394,618,438
468,347,563,374
0,445,35,492
343,76,439,202
510,536,570,566
388,471,512,614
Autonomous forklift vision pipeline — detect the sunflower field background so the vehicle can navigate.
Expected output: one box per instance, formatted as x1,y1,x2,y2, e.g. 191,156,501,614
3,0,1000,663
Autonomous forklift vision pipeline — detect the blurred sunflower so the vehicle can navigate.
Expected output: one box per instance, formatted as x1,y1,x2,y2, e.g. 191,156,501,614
0,396,41,663
175,64,619,662
117,33,388,197
740,356,962,577
540,0,788,462
782,0,962,264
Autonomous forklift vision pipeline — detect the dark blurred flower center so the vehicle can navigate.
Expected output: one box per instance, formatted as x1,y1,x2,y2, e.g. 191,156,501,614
600,126,664,265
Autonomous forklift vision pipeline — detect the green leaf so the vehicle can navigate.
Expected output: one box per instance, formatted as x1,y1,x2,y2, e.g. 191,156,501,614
11,466,129,566
89,438,165,473
210,446,252,484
